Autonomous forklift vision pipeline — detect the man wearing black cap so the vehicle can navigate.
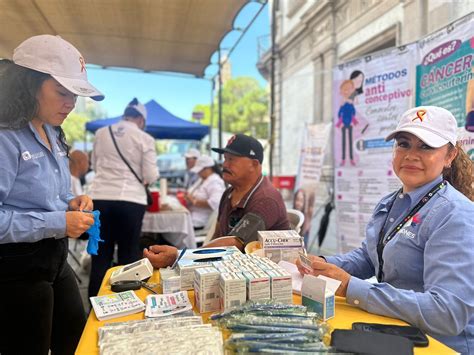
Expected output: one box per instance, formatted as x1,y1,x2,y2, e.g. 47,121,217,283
210,134,289,241
144,134,289,269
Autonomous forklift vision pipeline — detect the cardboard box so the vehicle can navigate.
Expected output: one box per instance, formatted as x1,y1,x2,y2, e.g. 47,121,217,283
159,267,180,294
257,230,303,263
194,267,220,313
177,246,242,290
265,268,293,304
243,270,270,301
301,274,341,320
219,272,247,312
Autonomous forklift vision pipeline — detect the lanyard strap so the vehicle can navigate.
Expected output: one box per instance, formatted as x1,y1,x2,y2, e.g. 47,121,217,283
376,181,446,281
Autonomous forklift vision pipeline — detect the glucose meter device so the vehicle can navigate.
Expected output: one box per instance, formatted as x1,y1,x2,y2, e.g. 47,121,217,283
110,258,154,284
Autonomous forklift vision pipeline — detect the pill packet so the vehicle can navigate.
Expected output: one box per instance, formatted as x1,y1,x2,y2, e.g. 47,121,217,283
98,316,202,345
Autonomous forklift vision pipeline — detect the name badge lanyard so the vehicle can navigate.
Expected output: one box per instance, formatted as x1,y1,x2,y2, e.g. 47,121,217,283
376,181,446,282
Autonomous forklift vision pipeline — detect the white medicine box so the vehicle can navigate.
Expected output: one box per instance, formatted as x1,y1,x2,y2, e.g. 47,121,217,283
301,274,341,321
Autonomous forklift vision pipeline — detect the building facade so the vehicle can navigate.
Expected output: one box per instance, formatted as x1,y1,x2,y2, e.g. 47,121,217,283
259,0,473,176
258,0,473,253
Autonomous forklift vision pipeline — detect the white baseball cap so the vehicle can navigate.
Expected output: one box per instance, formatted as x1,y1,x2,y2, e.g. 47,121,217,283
190,155,215,173
126,98,147,120
385,106,457,148
12,34,104,101
184,148,201,159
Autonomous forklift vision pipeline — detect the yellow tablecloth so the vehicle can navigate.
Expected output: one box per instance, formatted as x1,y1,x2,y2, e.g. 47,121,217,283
76,267,456,355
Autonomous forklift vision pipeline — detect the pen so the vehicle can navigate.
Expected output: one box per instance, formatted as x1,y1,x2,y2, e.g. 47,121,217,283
141,282,158,294
170,248,187,270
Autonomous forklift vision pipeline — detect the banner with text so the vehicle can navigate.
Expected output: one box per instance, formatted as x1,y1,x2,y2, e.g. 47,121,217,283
294,123,332,241
416,13,474,160
332,46,415,253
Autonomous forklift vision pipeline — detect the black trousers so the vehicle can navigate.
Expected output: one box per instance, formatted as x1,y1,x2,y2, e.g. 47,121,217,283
0,238,86,355
88,200,146,297
341,124,354,160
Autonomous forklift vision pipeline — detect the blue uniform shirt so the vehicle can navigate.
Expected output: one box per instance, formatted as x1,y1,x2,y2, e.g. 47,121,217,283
0,123,73,244
326,175,474,354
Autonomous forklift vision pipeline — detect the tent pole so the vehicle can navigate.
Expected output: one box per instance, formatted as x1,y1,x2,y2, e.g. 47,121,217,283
269,0,277,180
209,80,215,153
218,48,223,156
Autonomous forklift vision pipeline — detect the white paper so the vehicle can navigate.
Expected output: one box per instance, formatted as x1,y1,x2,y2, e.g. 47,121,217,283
278,260,303,294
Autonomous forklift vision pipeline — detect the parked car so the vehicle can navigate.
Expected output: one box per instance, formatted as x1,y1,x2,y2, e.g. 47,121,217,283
157,141,200,187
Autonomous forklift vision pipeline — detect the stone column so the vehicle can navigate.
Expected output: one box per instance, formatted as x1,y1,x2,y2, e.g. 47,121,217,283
322,47,336,123
311,54,323,123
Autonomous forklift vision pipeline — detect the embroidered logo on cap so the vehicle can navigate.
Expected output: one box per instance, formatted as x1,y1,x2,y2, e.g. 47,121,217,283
227,135,236,146
249,149,255,156
412,109,426,122
79,57,86,72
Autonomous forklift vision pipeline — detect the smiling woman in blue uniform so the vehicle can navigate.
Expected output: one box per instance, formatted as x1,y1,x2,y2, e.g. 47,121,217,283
298,106,474,354
0,35,104,355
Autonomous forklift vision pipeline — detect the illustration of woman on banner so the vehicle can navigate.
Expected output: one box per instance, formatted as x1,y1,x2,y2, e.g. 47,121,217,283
349,70,365,104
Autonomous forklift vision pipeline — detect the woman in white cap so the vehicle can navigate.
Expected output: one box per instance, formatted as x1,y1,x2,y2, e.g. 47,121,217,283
0,35,104,354
185,155,225,230
87,98,159,298
297,106,474,354
183,148,201,189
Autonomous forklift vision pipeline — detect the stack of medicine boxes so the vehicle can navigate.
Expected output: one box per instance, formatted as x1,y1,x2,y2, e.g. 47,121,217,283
193,253,293,313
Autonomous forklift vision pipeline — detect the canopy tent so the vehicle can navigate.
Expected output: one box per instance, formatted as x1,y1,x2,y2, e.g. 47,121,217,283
0,0,247,76
86,100,209,140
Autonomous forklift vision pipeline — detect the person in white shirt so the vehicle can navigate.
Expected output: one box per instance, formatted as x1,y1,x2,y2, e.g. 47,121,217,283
185,155,225,229
183,148,200,189
69,150,89,196
87,98,159,297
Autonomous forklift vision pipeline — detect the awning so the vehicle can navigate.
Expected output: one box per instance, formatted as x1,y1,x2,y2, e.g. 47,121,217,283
0,0,247,76
86,99,209,140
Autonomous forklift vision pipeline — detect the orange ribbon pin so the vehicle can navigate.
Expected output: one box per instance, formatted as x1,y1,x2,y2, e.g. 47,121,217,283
412,109,426,122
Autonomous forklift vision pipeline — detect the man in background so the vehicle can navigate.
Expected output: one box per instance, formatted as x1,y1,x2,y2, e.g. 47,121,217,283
144,134,289,268
69,150,89,196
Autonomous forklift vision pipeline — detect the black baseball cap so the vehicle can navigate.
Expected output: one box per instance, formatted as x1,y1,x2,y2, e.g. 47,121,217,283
212,134,264,163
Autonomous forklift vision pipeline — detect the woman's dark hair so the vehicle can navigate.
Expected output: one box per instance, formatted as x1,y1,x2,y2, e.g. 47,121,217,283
443,143,474,201
123,98,143,118
349,70,364,95
0,59,70,156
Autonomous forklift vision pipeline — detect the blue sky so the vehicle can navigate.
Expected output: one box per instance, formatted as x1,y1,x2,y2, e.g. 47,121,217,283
85,2,269,120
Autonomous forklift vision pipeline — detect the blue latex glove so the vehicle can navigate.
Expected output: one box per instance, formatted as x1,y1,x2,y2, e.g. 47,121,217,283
86,210,103,255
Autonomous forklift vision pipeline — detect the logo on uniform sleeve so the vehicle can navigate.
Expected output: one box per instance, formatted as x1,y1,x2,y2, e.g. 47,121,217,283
22,151,32,161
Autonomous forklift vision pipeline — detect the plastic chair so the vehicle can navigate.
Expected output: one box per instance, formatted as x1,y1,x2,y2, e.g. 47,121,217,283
286,208,305,235
195,210,218,247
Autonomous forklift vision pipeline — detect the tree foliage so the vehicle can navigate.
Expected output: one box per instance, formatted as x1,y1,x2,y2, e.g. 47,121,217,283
62,112,90,146
192,77,269,138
